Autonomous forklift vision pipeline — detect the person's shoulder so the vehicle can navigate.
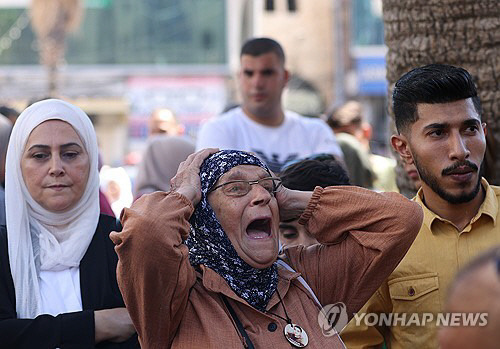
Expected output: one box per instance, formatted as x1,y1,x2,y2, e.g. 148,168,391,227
197,108,244,138
284,109,304,121
207,107,243,124
150,134,189,143
490,184,500,196
150,135,195,149
337,132,361,147
285,112,336,142
285,110,329,128
488,184,500,209
196,108,245,150
370,154,396,166
480,180,500,204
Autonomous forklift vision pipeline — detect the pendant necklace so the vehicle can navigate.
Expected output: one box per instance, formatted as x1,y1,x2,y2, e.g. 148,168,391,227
267,289,309,348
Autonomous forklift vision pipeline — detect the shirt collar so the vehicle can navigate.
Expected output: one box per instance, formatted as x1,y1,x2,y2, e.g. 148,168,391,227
415,178,497,230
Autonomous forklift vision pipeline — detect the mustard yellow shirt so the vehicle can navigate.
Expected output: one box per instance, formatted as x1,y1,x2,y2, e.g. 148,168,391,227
341,178,500,349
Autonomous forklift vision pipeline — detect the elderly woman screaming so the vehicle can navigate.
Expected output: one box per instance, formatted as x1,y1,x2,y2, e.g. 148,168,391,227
112,149,423,348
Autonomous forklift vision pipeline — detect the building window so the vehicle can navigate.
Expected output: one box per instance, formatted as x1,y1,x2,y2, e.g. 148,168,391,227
265,0,274,11
0,1,227,65
351,0,384,46
288,0,297,12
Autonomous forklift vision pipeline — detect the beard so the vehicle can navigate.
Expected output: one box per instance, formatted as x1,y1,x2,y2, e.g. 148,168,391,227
413,155,482,204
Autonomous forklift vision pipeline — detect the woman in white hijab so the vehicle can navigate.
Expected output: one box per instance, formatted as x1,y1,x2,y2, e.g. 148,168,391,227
0,99,139,348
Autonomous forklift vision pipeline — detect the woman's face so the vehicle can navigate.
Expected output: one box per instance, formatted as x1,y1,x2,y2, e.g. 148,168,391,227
21,120,90,213
208,165,280,269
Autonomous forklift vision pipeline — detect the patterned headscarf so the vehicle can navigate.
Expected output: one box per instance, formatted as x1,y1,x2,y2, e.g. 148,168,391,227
186,150,278,311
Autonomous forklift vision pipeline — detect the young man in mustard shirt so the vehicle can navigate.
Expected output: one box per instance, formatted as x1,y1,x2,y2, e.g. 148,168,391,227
341,64,500,348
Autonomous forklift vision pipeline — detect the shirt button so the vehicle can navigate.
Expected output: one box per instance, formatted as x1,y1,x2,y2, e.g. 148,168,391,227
408,287,416,296
268,322,277,332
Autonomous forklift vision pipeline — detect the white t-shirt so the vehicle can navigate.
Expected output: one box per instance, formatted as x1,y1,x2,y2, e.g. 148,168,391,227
196,107,342,172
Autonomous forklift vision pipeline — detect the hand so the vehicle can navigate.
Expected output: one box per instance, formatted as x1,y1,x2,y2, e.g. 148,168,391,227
170,148,219,206
275,185,313,222
95,308,136,343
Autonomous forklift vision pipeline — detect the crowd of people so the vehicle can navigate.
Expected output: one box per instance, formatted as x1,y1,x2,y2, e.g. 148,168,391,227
0,37,498,349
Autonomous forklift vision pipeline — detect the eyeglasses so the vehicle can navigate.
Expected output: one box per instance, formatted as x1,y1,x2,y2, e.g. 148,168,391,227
208,177,282,197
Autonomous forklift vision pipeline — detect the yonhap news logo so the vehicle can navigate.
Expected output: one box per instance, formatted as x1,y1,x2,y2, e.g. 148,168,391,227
318,302,349,337
317,303,489,338
351,312,488,327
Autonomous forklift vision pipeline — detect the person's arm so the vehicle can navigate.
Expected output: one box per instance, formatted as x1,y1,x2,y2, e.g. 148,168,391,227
111,148,218,348
0,225,97,348
0,310,136,348
280,186,422,318
0,227,136,348
0,307,96,348
111,191,195,348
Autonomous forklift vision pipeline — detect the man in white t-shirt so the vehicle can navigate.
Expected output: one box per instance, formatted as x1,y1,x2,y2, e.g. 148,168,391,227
196,37,342,172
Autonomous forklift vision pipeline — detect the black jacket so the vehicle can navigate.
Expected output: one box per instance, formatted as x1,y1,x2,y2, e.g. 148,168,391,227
0,214,140,348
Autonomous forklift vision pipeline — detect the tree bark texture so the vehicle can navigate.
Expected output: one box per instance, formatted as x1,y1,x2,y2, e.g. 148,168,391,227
382,0,500,194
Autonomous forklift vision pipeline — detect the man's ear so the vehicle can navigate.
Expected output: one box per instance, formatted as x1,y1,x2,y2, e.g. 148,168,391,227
283,68,290,85
391,134,413,164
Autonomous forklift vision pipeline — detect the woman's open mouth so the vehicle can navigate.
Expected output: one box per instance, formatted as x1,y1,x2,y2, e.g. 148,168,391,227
246,218,272,239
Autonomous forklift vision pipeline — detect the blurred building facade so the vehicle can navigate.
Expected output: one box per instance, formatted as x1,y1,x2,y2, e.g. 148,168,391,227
211,0,390,155
0,0,228,165
0,0,390,164
247,0,390,155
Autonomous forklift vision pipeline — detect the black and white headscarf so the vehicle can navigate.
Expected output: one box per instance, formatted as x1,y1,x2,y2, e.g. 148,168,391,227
186,150,278,311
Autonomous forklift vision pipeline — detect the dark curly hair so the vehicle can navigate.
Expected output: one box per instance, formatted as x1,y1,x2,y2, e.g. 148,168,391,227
280,157,350,191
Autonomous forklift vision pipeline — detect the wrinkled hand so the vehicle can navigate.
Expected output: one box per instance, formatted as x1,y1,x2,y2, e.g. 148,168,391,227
95,307,136,343
275,185,313,222
170,148,219,206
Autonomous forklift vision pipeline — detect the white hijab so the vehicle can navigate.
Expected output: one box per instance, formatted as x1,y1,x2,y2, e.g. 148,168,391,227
5,99,100,318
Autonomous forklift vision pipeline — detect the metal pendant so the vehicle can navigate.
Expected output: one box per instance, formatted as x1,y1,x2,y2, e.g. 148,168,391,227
284,323,308,348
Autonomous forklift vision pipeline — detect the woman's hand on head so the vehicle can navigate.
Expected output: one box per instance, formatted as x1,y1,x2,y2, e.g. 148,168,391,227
275,184,295,221
275,184,314,222
170,148,219,206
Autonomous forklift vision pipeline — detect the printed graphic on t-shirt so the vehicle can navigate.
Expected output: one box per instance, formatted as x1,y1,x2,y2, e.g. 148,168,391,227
252,150,298,173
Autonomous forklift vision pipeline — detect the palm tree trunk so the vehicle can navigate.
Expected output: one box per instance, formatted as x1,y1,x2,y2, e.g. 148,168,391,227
30,0,83,96
383,0,500,193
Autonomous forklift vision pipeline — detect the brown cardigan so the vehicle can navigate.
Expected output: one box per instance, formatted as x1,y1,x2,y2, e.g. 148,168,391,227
112,186,423,348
